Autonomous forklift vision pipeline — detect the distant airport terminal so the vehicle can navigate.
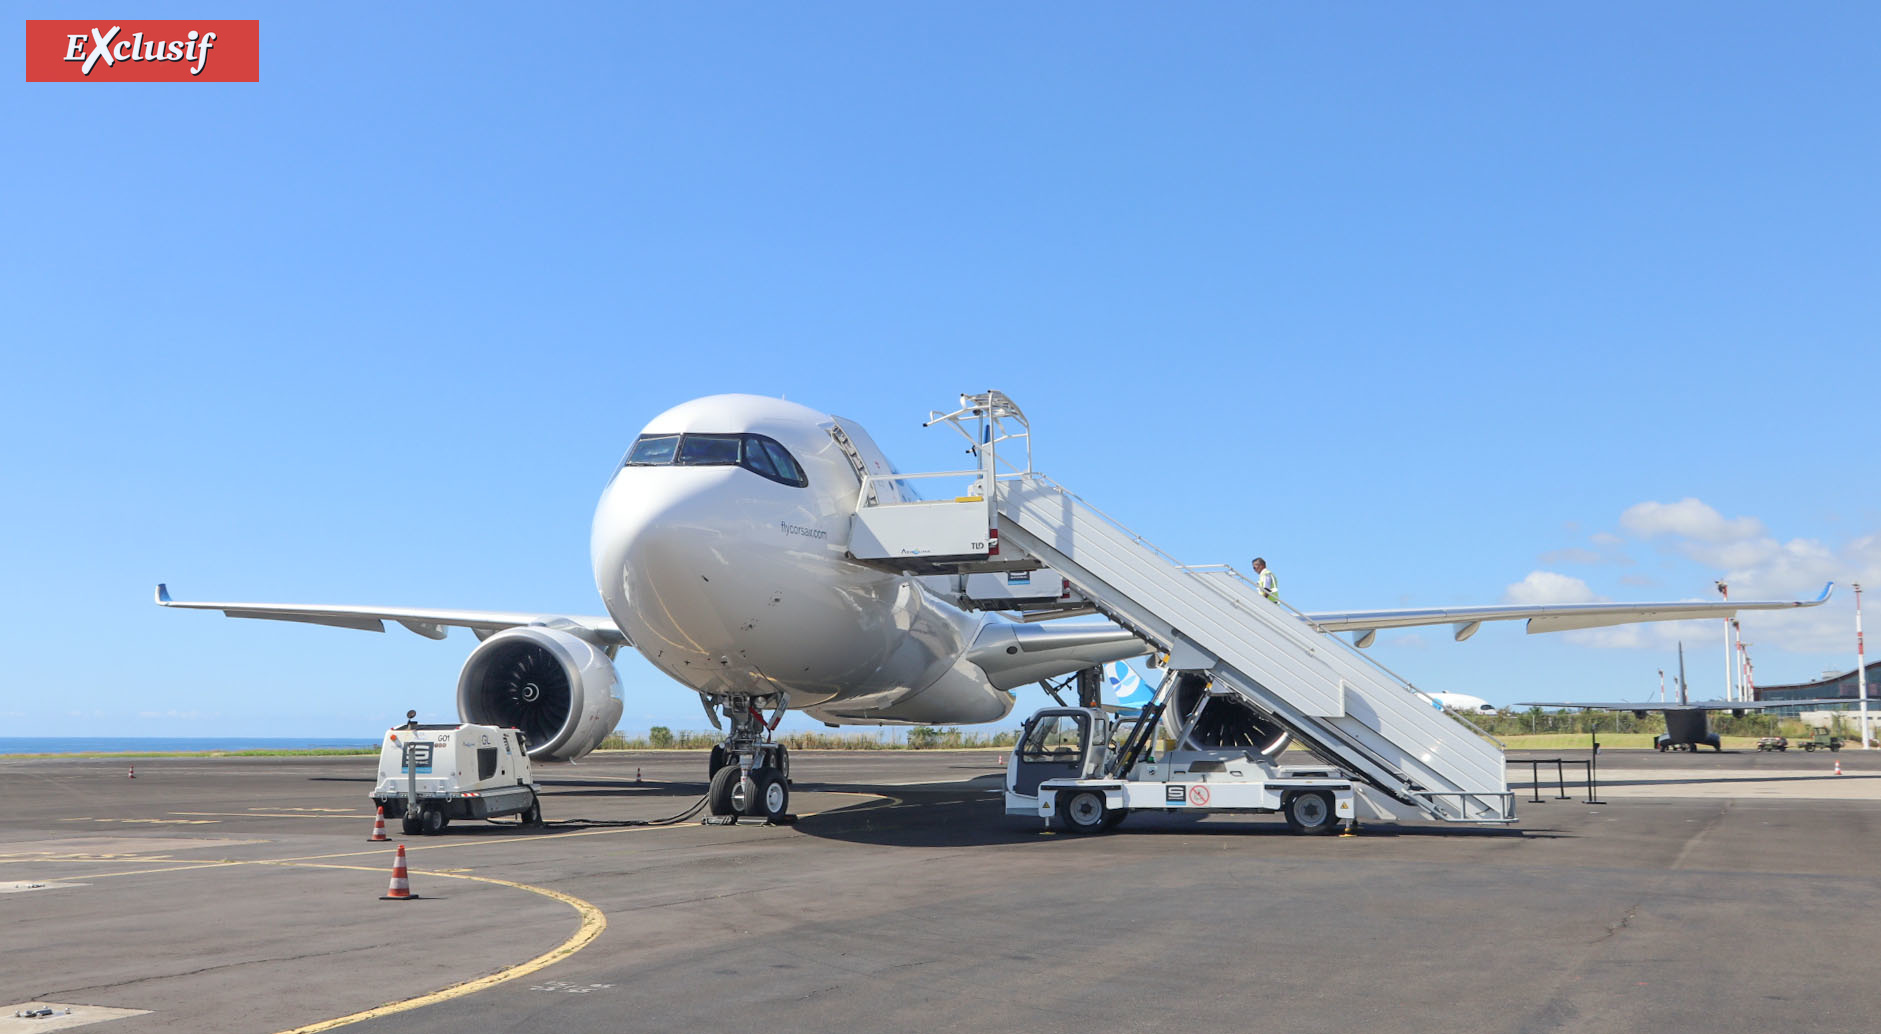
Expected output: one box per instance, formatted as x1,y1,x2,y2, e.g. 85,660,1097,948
1757,660,1881,716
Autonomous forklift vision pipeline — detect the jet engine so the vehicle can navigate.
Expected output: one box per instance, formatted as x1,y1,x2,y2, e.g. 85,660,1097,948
1168,672,1292,758
456,626,624,761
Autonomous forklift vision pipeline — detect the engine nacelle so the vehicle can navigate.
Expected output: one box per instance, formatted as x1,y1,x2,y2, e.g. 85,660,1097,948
456,626,624,761
1168,672,1293,758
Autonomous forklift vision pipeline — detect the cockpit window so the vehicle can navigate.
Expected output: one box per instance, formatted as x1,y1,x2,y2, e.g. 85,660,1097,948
676,434,743,466
742,440,780,479
758,439,804,485
621,432,808,489
625,434,679,466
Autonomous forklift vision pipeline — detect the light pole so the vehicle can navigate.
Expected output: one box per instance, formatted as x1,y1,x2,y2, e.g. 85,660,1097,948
1717,581,1735,701
1857,582,1869,750
1658,668,1665,704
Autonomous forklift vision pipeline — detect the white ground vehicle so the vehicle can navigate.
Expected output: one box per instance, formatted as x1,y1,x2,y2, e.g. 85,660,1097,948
371,723,541,835
1004,706,1358,835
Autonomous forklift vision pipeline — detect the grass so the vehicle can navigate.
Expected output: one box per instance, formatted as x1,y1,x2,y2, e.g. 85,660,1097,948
1495,733,1786,751
2,747,379,759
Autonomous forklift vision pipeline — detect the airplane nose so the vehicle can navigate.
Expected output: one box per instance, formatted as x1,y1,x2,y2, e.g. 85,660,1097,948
590,466,738,612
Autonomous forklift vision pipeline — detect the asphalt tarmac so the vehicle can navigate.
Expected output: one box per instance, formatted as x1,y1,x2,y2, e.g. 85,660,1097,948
3,747,1878,1034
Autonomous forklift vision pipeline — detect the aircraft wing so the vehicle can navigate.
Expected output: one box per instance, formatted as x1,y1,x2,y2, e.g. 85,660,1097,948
1515,698,1861,711
154,584,629,645
1304,583,1833,644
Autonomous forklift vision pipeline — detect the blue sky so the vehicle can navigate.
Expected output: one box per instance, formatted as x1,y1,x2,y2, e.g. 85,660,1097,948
5,4,1877,738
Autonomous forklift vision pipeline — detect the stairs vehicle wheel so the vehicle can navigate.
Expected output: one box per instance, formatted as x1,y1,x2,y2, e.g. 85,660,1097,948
1058,790,1111,835
1283,791,1338,835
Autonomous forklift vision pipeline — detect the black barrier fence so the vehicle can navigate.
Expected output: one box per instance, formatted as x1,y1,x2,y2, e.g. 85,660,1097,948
1521,758,1604,805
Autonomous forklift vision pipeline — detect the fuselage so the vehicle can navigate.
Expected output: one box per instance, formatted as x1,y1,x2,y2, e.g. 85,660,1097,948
589,395,1014,725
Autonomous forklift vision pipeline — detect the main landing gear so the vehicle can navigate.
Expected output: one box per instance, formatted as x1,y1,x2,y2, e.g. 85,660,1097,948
704,696,794,825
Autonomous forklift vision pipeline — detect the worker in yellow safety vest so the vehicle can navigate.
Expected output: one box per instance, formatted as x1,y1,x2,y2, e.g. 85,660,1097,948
1252,557,1278,602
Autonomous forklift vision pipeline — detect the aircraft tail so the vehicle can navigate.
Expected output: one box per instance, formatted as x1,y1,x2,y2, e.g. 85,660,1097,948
1105,661,1152,710
1677,642,1688,706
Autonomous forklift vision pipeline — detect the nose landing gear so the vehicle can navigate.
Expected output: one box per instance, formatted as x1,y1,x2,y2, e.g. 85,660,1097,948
704,695,794,825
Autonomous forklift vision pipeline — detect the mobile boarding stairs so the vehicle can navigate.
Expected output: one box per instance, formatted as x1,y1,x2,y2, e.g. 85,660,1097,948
846,391,1515,826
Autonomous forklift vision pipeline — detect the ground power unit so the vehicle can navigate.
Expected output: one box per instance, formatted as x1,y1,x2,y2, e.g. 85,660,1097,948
371,723,541,835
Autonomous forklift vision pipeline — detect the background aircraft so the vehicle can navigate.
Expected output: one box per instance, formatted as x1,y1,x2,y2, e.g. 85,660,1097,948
1521,644,1851,751
1427,692,1498,714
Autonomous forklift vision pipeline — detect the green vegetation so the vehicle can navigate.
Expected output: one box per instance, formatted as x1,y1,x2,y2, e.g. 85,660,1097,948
598,727,1023,751
3,747,378,759
1460,708,1817,741
1496,733,1787,751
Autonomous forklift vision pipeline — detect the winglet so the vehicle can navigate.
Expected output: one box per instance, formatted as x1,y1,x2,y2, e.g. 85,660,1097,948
1814,582,1835,604
155,583,173,605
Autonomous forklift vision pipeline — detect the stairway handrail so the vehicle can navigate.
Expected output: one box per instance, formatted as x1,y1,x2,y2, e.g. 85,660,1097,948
1005,474,1506,752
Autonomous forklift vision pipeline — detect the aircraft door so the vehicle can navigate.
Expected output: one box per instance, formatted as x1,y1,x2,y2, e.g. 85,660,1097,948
1012,710,1090,796
828,418,907,505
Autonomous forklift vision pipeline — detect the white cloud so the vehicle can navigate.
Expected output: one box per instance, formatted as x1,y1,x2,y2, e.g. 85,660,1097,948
1620,498,1765,543
1504,570,1602,605
1559,498,1881,656
1502,571,1704,648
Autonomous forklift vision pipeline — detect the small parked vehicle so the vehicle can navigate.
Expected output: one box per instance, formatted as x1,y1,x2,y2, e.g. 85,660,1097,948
1755,736,1789,751
1799,732,1844,752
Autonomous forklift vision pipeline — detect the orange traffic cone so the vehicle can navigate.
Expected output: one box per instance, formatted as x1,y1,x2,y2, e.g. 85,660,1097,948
380,844,419,900
635,767,642,784
127,765,135,780
1834,760,1843,776
366,806,389,842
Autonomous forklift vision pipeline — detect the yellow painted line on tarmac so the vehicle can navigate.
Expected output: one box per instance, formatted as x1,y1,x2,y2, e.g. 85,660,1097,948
47,823,221,830
0,861,181,868
8,789,898,1031
171,812,361,819
267,792,889,865
274,820,697,864
57,860,244,879
251,860,605,1034
15,853,607,1032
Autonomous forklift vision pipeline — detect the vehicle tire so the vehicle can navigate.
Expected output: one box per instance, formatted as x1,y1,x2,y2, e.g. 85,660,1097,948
708,764,740,816
521,795,542,826
422,807,445,835
709,745,729,780
1058,790,1110,835
1283,791,1338,835
401,813,422,836
752,767,790,823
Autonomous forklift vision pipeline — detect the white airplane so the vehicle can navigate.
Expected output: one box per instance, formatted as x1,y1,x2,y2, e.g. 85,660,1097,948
157,393,1833,821
1427,692,1498,714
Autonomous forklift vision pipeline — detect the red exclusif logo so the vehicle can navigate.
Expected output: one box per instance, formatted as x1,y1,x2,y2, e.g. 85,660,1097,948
25,20,258,81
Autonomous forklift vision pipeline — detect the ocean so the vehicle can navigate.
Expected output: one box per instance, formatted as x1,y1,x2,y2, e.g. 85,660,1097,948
0,737,378,755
